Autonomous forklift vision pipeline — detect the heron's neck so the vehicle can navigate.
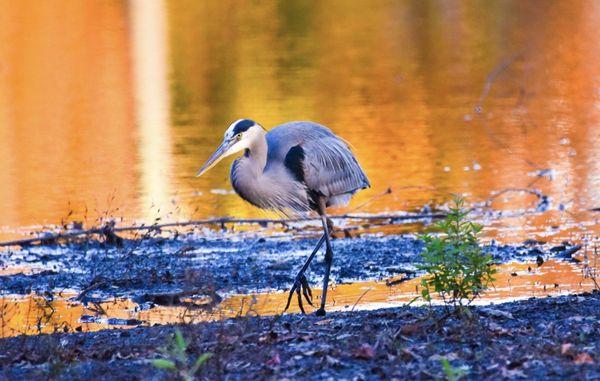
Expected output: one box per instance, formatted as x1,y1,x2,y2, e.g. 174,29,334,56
242,130,268,175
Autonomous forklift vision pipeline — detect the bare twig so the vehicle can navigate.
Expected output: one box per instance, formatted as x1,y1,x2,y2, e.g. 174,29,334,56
351,287,374,312
348,187,393,213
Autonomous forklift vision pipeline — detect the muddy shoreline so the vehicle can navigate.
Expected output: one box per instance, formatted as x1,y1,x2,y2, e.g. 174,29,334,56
0,230,596,379
0,291,597,380
0,230,578,300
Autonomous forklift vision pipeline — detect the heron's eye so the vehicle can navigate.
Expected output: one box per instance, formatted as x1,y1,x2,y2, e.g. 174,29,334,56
236,134,242,141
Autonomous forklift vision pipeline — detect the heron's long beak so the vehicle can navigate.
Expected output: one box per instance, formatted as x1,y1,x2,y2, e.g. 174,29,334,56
196,138,236,177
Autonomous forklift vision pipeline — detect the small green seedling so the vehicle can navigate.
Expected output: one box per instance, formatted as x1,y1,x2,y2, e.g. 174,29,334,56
152,329,213,381
417,196,496,314
440,358,469,381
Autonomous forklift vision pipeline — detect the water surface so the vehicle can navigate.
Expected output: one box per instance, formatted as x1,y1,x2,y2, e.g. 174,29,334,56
0,0,598,242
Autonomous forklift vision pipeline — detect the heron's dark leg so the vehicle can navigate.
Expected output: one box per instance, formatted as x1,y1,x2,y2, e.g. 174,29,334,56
315,213,334,317
284,233,327,312
314,196,335,317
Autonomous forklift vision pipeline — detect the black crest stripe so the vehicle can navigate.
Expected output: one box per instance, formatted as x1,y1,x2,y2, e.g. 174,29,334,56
233,119,255,135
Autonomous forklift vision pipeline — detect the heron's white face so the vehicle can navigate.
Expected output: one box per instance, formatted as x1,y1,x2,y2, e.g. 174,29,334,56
196,119,262,176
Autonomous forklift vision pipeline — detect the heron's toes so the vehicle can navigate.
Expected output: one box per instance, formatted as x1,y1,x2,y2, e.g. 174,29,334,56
296,287,306,314
300,275,313,306
284,283,298,311
284,274,313,313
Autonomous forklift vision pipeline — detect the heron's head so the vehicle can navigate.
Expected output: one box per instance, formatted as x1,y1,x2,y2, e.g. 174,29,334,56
196,119,263,176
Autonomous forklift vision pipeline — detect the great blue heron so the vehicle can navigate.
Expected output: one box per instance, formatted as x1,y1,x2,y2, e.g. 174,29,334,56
197,119,370,316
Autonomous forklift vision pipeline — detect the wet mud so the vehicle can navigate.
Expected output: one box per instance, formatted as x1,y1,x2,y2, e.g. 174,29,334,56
0,229,582,300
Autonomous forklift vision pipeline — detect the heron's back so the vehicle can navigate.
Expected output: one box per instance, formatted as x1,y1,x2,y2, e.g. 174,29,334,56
265,121,370,208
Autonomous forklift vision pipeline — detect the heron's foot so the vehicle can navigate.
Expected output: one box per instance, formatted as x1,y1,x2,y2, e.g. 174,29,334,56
315,307,326,317
284,274,313,314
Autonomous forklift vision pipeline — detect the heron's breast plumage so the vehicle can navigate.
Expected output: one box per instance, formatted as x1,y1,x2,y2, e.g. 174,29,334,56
231,157,311,214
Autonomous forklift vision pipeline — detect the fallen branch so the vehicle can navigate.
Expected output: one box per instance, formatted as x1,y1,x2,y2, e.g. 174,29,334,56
0,213,445,248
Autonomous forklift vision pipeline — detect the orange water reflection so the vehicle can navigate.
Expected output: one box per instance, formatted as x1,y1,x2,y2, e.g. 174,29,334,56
0,1,597,243
1,258,596,338
0,0,139,228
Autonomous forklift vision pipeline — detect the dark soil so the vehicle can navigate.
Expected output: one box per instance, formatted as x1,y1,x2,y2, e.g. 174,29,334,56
0,292,598,380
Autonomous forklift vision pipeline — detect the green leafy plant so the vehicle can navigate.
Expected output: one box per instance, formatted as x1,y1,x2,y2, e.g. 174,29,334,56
440,358,469,381
417,196,496,313
152,329,213,381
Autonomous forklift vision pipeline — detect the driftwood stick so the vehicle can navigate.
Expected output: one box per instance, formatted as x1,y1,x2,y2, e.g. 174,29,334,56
0,213,445,248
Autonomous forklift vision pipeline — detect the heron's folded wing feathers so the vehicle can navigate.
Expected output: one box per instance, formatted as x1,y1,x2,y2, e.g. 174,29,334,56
301,137,370,197
267,121,370,198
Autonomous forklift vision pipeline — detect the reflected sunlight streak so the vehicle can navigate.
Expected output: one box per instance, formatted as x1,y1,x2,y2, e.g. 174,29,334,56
129,0,173,219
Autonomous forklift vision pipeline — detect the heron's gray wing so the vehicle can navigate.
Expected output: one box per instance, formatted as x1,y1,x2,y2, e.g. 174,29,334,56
267,121,370,199
266,121,337,162
299,136,370,198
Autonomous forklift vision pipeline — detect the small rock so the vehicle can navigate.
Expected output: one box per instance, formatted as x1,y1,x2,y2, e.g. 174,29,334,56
480,308,514,319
